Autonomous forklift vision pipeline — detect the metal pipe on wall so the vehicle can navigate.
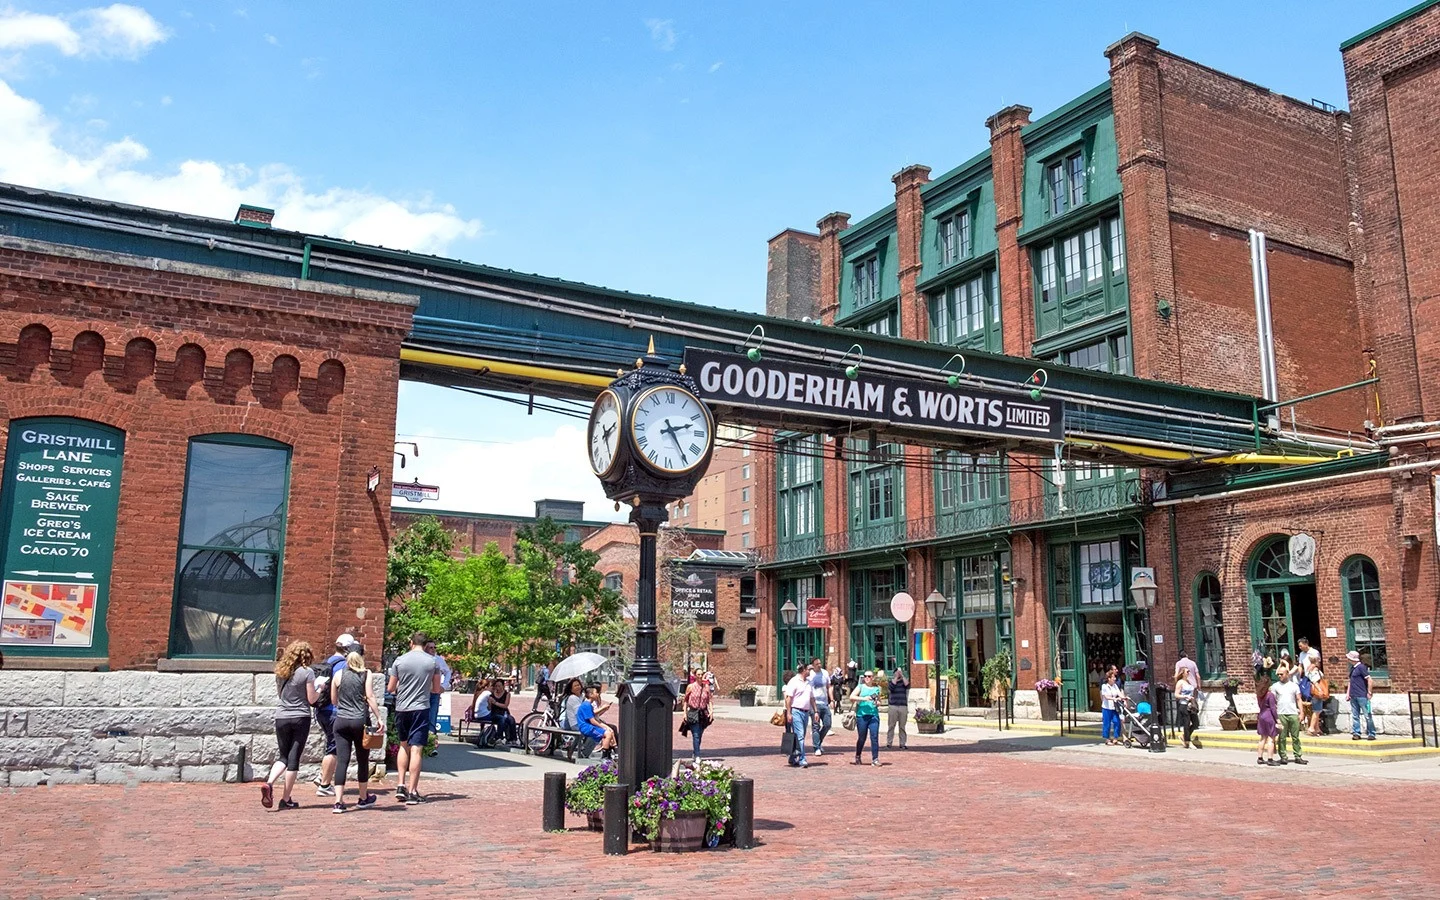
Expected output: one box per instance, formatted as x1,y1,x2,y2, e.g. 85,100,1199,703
1249,229,1278,403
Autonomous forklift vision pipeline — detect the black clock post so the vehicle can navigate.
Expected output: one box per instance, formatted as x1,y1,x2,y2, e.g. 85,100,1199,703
586,363,715,802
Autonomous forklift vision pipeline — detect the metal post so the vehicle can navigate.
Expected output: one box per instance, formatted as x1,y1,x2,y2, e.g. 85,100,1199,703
543,771,566,832
1147,611,1166,753
620,502,677,798
731,777,755,850
603,783,630,855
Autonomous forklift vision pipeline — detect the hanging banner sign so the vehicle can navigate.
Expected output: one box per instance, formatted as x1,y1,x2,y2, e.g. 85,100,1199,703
912,629,937,666
0,418,125,651
392,481,440,503
1288,533,1316,577
805,597,831,629
683,348,1063,442
670,565,717,622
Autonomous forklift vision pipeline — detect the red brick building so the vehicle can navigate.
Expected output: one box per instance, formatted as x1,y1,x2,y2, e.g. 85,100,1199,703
755,10,1440,726
667,424,760,551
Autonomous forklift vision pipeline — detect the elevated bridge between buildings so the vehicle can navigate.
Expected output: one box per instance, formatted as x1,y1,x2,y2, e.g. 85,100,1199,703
0,184,1362,475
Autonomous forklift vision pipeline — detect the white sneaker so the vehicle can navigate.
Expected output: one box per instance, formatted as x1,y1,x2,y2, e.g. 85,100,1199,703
814,747,823,756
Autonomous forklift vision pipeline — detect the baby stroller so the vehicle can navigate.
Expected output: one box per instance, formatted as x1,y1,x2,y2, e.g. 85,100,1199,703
1120,696,1156,749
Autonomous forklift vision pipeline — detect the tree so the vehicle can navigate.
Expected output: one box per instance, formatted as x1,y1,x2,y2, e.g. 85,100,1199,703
387,542,528,676
505,518,623,665
593,524,702,678
383,517,455,662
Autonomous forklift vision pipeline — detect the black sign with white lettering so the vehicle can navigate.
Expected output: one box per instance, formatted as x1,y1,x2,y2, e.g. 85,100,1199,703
684,349,1063,442
670,565,717,623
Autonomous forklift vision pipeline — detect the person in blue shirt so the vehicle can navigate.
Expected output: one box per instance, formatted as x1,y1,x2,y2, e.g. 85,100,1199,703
1346,650,1377,740
576,685,617,759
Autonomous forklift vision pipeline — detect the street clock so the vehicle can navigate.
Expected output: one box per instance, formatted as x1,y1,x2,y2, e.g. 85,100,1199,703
587,367,715,504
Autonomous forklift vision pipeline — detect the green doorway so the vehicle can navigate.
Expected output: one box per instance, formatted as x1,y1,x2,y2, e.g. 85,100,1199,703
1247,536,1319,661
1049,534,1145,710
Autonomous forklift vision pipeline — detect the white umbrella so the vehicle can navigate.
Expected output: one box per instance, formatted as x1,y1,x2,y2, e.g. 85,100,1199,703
550,651,607,683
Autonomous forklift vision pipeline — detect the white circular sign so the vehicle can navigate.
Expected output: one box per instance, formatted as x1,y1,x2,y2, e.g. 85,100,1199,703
890,591,915,623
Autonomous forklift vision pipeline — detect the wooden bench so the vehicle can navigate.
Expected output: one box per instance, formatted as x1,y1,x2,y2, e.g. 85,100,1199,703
524,723,594,763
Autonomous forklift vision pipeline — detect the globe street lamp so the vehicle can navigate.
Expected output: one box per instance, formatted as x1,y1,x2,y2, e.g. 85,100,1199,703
1128,568,1165,753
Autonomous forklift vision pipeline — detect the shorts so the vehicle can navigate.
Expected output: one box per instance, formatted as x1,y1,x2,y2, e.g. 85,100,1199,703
579,723,607,742
395,708,431,746
315,704,338,755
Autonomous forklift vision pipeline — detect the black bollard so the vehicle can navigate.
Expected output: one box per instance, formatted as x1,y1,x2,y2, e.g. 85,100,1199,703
603,783,629,855
543,771,566,832
731,777,754,850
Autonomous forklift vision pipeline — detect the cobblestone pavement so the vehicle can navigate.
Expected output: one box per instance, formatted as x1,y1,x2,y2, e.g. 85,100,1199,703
3,716,1436,900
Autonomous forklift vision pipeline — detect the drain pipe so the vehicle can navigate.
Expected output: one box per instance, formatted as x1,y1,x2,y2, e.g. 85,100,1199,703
1249,229,1278,404
1169,504,1184,655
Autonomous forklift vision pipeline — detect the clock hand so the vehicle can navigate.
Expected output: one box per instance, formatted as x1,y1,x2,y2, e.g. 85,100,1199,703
662,419,689,465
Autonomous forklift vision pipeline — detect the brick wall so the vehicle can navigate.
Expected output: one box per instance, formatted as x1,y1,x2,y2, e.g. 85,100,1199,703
0,239,413,670
766,230,821,322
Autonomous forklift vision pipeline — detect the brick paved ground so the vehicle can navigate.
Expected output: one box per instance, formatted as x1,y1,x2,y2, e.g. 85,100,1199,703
2,716,1436,899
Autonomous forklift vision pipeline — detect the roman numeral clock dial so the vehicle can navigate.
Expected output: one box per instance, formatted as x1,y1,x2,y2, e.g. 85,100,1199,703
629,385,713,476
587,390,621,477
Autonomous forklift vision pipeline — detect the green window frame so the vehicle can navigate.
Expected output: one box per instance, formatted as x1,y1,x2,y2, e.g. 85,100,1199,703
1193,572,1226,678
776,575,823,689
938,208,973,266
1054,331,1131,375
848,565,906,672
854,307,897,336
848,440,903,535
854,254,880,308
1341,555,1387,675
1032,214,1127,340
1044,150,1087,217
929,269,1001,351
776,435,821,548
168,433,291,659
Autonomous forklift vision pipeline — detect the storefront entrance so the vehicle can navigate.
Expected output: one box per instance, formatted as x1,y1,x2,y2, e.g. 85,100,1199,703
936,550,1014,709
1050,534,1145,711
1248,536,1321,660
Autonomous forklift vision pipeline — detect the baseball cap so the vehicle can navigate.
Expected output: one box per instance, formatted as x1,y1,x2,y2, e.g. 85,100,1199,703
1346,650,1361,663
336,633,357,649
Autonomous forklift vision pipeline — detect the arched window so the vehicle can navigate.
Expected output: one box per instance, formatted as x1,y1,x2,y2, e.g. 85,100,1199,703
1193,573,1225,677
710,626,726,648
169,434,291,659
603,572,623,592
1252,539,1290,580
1342,556,1387,674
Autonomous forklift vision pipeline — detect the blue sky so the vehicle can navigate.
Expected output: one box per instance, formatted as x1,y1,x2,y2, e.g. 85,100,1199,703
0,1,1409,519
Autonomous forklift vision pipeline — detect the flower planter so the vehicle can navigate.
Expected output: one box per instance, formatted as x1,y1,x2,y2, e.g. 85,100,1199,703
1218,711,1242,731
653,810,708,852
1038,689,1059,721
585,810,604,832
735,690,757,708
916,721,943,734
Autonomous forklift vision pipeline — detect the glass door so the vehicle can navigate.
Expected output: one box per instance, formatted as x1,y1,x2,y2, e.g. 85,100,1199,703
1254,589,1292,661
777,628,824,691
1053,614,1082,700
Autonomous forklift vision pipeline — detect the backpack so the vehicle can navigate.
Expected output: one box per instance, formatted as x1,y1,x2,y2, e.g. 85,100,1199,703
1298,675,1313,702
311,656,342,707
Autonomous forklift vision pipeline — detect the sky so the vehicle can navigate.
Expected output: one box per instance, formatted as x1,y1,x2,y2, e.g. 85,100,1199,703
0,1,1412,521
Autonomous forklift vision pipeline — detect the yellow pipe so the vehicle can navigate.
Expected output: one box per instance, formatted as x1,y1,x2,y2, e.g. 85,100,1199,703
401,347,613,389
1205,453,1336,466
1071,439,1333,466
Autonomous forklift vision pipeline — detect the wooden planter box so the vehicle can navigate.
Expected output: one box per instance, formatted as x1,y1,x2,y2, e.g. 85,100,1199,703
1038,690,1059,721
916,721,943,734
585,810,604,832
653,810,708,852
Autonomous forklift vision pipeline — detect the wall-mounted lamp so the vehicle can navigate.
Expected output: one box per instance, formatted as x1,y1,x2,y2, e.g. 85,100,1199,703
1026,368,1048,401
743,324,766,362
942,353,968,387
366,465,380,495
839,343,864,380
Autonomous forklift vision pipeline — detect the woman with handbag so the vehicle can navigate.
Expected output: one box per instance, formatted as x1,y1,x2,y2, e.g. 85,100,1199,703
1306,658,1329,736
1175,668,1202,749
849,670,882,767
262,640,318,810
680,668,714,761
330,649,385,813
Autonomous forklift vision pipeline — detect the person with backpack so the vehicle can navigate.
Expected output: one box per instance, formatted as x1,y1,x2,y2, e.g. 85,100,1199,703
886,666,910,750
312,633,357,797
330,648,385,813
680,667,713,761
261,640,318,810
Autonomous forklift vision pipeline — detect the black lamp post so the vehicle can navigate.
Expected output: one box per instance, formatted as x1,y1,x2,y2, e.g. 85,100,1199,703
1129,569,1165,753
924,589,947,710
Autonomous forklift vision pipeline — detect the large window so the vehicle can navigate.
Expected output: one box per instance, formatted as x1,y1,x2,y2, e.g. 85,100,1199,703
939,209,972,266
1032,214,1127,340
604,572,624,592
848,439,902,536
849,566,906,672
169,435,290,658
1046,151,1086,217
854,255,880,307
1058,332,1131,375
936,452,1007,511
1194,573,1226,678
1342,556,1387,674
930,270,1000,351
776,435,821,546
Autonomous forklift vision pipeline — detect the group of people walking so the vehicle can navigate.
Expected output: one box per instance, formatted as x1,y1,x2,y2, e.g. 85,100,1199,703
783,658,911,768
262,631,443,813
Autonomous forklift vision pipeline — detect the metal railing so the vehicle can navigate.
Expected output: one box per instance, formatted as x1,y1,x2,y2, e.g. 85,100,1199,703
1059,688,1080,736
1409,692,1438,748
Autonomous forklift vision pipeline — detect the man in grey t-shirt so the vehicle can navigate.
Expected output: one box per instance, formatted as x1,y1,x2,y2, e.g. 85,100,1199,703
387,632,441,804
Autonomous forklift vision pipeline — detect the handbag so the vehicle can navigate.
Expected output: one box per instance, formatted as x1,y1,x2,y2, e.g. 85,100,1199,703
780,729,797,758
685,708,701,725
770,710,787,727
1312,677,1330,701
362,728,385,750
841,712,856,731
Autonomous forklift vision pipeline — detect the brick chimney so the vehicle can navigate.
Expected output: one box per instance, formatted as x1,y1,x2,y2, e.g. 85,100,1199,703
234,204,275,228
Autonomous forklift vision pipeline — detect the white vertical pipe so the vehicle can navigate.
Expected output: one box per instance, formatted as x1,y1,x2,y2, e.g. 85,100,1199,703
1249,230,1278,402
1258,231,1277,402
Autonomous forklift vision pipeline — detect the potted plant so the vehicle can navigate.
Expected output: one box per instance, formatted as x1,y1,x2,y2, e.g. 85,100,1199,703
1218,676,1243,730
565,759,618,831
629,763,736,851
980,649,1013,703
913,707,945,734
730,682,758,708
1035,678,1061,720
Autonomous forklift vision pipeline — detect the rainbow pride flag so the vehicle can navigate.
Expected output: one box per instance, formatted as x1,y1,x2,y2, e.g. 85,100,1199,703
912,629,936,665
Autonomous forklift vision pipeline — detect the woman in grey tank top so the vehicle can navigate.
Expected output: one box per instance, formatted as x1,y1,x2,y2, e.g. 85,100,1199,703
330,650,384,813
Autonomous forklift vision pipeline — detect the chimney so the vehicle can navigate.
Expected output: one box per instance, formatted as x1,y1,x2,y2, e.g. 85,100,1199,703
234,204,275,228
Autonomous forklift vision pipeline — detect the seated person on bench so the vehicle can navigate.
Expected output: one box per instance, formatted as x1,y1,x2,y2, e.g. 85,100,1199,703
469,678,519,746
561,678,584,730
577,685,617,759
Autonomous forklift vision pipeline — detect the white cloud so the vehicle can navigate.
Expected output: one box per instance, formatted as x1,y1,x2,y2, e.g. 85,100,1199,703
391,418,624,523
708,61,722,73
0,78,484,254
644,18,676,51
0,4,168,60
159,93,170,105
264,33,277,46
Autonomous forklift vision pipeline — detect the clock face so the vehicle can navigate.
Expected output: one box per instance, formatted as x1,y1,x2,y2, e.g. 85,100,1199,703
629,385,712,475
587,390,622,477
